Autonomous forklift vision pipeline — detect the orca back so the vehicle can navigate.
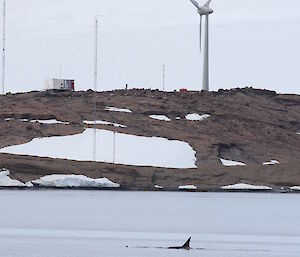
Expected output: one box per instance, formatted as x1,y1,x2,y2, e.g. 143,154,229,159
168,237,191,250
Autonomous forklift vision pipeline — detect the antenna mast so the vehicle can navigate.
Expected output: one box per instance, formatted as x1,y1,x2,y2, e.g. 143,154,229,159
162,64,165,91
93,16,98,162
113,131,116,164
2,0,5,94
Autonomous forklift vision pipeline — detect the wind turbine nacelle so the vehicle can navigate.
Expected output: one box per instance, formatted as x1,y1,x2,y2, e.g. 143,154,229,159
198,6,213,15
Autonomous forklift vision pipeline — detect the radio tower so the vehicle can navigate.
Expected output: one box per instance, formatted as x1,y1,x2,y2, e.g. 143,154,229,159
2,0,6,94
93,16,98,162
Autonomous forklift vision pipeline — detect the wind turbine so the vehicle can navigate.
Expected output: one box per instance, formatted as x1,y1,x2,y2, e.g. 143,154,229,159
189,0,213,91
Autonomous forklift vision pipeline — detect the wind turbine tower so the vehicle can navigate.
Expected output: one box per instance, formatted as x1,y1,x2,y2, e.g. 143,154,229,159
189,0,213,91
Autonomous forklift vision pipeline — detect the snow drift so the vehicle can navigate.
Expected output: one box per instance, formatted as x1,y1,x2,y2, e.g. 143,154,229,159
149,115,171,122
263,160,279,165
105,107,132,113
222,183,272,190
220,158,246,167
185,114,210,121
178,185,197,190
84,120,126,128
0,169,25,187
0,128,197,169
31,174,120,188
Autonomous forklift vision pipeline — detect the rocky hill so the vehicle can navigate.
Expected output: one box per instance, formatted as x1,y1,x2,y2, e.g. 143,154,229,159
0,87,299,191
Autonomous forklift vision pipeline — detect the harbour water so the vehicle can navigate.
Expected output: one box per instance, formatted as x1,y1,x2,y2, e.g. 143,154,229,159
0,190,300,257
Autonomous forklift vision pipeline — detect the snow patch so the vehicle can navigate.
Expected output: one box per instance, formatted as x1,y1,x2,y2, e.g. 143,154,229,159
185,113,210,121
105,106,132,113
263,160,279,165
149,115,171,122
31,174,119,188
8,118,69,124
220,158,246,167
222,183,272,190
0,128,197,169
290,186,300,191
0,169,26,187
25,182,34,187
30,119,69,125
178,185,197,190
84,120,126,128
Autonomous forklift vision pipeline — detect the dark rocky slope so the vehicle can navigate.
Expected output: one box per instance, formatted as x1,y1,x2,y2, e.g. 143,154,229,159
0,87,299,190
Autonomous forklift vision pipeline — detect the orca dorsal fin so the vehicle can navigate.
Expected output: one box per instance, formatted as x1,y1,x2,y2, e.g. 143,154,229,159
181,237,191,249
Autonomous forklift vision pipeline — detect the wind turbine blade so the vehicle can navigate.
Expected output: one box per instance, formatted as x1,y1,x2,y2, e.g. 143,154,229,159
188,0,200,9
199,15,202,52
204,0,212,7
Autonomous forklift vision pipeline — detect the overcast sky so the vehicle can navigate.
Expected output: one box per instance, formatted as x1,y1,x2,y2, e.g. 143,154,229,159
2,0,300,94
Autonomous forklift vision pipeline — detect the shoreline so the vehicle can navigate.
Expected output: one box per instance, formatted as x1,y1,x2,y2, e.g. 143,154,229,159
1,186,299,194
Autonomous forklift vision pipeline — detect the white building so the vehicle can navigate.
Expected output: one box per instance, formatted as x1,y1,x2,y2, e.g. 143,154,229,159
45,79,75,91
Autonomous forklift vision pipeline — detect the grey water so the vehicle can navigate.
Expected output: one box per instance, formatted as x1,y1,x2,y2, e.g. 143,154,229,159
0,191,300,257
